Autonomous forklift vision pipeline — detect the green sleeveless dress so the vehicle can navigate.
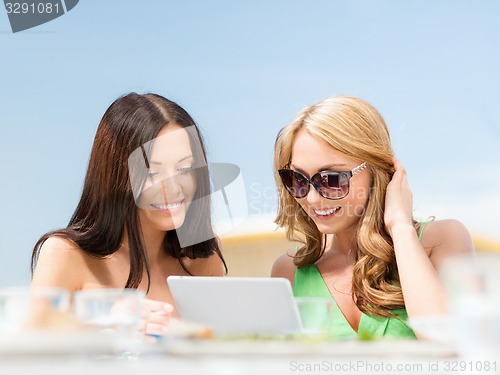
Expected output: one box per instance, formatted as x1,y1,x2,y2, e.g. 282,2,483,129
292,221,432,340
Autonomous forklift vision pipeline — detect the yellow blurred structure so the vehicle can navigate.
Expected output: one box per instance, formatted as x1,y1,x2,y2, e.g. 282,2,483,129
473,237,500,253
220,230,500,277
221,231,295,277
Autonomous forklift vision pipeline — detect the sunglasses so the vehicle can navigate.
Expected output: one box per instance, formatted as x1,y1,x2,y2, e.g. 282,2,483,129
278,162,367,200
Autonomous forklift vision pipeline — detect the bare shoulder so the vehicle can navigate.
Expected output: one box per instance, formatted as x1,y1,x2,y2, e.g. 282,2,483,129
37,236,80,253
32,236,88,290
189,237,227,276
271,251,297,285
37,236,91,263
188,253,226,276
420,219,475,266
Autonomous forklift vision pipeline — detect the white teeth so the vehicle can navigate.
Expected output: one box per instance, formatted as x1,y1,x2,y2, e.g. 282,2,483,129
314,207,339,216
152,202,181,210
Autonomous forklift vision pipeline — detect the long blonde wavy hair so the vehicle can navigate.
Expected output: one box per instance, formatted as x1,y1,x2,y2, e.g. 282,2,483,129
274,95,420,317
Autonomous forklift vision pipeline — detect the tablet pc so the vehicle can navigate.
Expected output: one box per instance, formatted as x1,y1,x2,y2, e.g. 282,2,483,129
166,276,302,336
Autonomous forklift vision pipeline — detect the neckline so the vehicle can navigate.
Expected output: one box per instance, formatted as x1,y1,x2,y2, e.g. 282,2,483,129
311,263,365,334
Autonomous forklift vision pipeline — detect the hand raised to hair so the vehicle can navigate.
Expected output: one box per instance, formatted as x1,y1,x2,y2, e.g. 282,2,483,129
384,158,414,237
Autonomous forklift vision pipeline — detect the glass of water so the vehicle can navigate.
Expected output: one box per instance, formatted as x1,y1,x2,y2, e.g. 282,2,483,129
0,286,70,333
440,253,500,360
294,297,334,340
74,288,145,358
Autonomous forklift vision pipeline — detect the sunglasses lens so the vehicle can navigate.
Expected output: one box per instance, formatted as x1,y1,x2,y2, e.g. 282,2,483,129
312,172,350,199
279,170,308,198
280,170,352,200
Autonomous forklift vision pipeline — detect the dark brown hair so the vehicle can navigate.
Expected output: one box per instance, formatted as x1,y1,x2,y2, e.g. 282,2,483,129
32,93,226,289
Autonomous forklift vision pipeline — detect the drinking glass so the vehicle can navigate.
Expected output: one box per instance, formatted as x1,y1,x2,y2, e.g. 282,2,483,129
0,286,70,333
74,288,145,358
440,253,500,360
294,297,334,339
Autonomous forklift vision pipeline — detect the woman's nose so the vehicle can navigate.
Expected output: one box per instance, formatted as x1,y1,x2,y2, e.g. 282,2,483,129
161,175,181,196
305,184,323,205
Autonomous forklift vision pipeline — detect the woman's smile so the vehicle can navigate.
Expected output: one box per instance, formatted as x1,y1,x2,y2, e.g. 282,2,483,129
312,206,342,220
150,200,184,214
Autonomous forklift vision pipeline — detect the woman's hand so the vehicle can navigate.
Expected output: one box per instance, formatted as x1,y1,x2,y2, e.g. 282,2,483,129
141,298,174,340
384,158,414,237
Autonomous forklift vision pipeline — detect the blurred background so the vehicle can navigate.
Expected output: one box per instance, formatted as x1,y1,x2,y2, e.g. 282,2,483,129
1,1,499,285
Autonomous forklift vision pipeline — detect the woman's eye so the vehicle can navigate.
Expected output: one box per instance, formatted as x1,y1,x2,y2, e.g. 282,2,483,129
296,174,307,183
147,171,159,178
177,166,194,174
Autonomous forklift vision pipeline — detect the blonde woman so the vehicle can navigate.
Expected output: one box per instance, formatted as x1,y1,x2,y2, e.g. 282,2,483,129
271,95,474,339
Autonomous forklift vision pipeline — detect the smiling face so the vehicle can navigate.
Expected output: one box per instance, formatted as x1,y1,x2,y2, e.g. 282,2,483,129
137,124,197,233
289,128,371,235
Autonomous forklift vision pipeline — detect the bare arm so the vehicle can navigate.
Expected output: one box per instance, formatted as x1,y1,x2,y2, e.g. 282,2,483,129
271,252,297,285
384,159,474,318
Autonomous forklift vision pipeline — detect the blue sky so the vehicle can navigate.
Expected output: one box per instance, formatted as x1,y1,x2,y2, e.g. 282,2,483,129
1,1,499,286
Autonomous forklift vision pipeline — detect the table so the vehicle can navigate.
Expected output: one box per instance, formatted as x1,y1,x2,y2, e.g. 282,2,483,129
1,336,498,375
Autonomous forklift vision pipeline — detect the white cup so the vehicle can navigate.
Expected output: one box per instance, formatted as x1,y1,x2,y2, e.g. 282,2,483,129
0,286,70,333
74,288,145,358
